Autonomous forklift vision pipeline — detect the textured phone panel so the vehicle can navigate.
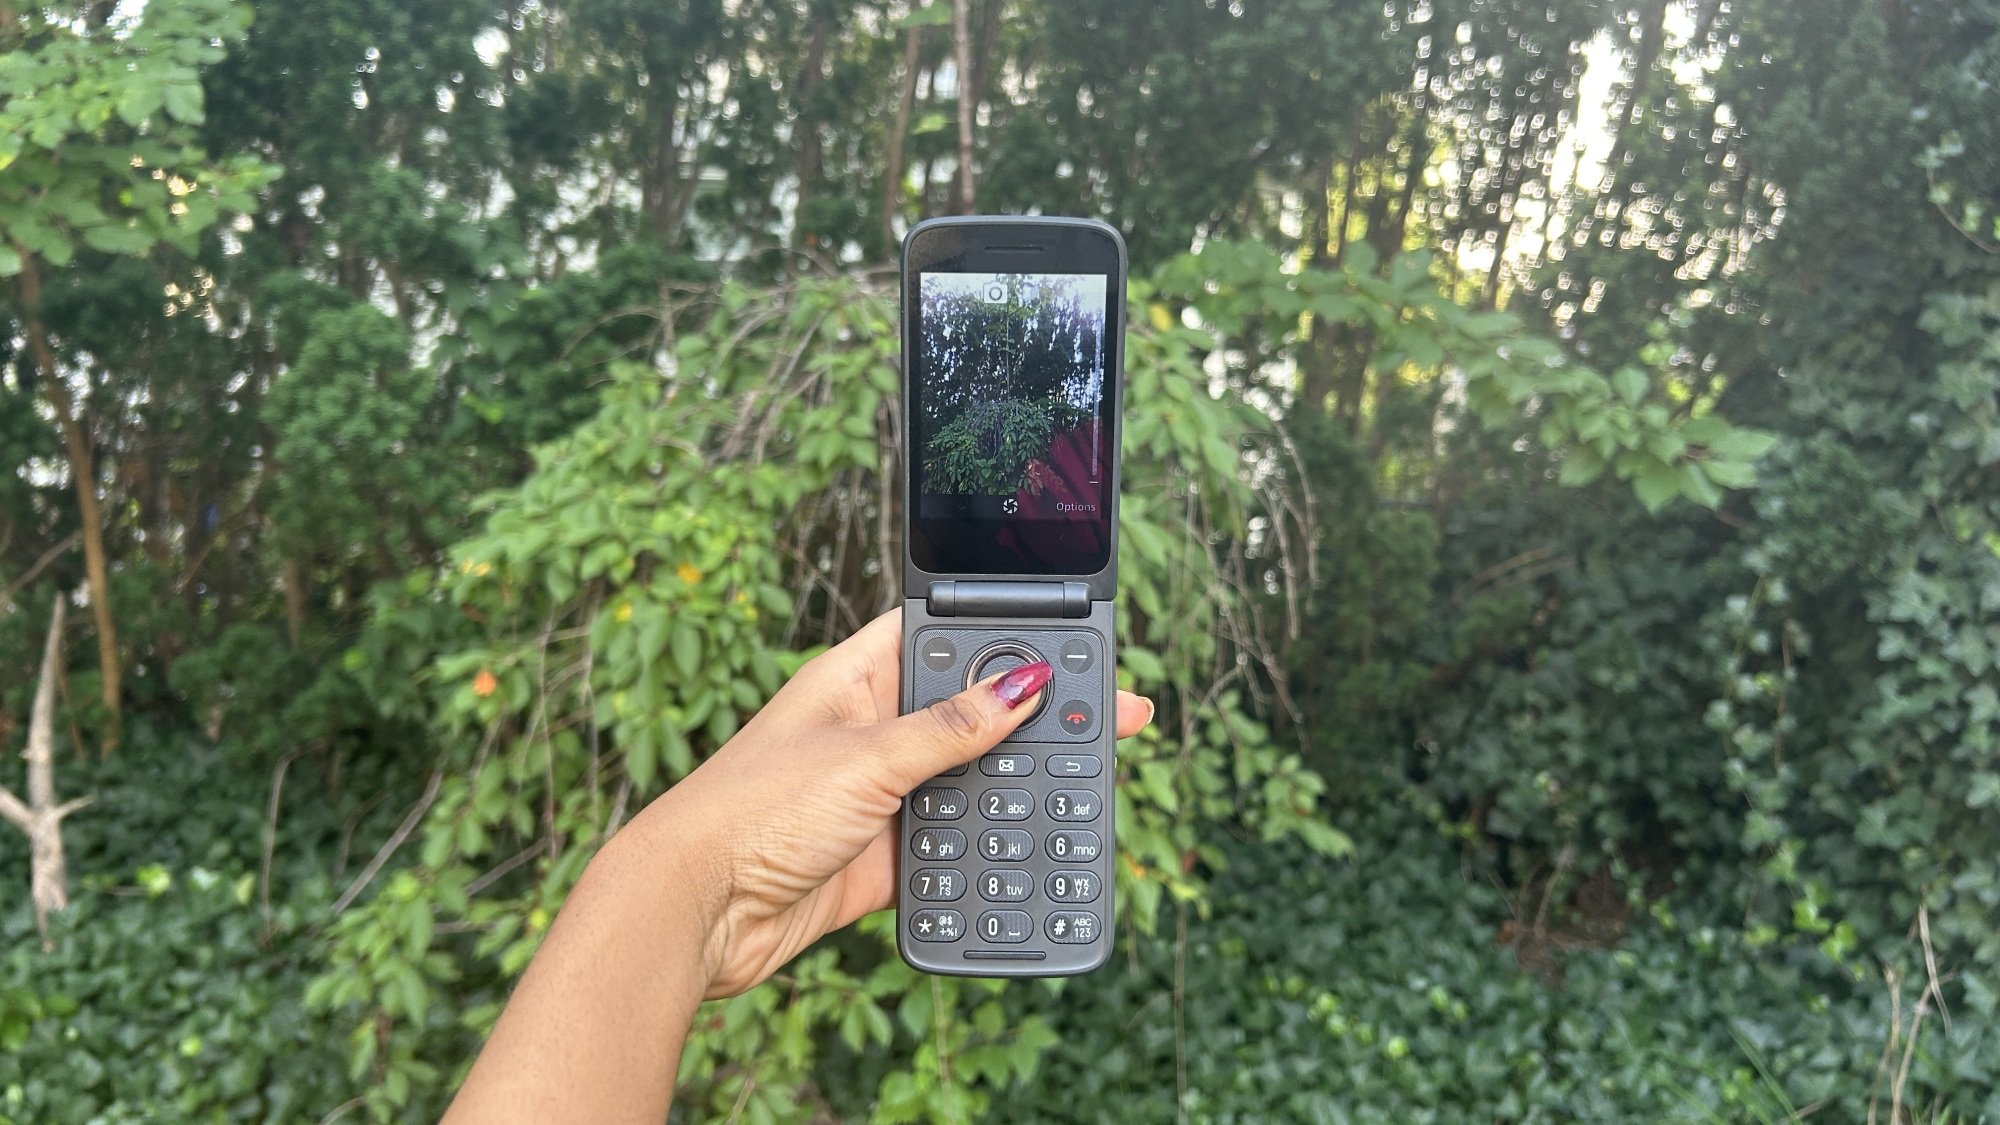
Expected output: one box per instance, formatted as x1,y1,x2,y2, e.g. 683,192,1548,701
897,601,1116,976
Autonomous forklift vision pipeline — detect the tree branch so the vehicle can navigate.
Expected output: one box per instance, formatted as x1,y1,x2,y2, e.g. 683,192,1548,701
0,531,79,610
0,786,29,830
330,768,444,915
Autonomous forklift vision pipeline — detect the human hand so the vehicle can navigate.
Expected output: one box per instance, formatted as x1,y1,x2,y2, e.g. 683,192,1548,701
621,607,1153,998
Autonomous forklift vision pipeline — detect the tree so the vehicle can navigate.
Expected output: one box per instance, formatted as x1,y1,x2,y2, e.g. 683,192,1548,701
0,0,268,750
0,599,85,949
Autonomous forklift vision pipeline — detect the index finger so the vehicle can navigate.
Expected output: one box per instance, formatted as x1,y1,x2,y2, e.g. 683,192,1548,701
771,607,904,727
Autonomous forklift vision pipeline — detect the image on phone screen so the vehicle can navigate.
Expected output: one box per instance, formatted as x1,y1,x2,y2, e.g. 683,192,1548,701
910,271,1114,574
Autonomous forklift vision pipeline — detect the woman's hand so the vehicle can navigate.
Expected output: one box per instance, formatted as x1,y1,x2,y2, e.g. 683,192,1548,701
646,606,1153,996
446,607,1152,1124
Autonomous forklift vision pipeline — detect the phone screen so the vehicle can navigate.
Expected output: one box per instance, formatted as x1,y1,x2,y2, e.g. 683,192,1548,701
909,269,1117,575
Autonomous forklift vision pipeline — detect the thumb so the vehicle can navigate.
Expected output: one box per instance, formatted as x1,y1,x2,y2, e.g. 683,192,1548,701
861,661,1053,794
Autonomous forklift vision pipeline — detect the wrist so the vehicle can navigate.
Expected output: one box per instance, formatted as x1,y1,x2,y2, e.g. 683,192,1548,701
600,788,737,997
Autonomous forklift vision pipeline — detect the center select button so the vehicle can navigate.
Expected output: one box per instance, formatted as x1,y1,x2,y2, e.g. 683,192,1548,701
964,640,1051,722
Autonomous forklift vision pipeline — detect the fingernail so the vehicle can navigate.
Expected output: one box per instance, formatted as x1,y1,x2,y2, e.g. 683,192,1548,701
1142,697,1156,725
992,661,1052,709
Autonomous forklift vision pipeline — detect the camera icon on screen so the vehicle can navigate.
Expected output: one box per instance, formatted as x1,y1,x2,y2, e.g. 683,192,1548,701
983,282,1007,302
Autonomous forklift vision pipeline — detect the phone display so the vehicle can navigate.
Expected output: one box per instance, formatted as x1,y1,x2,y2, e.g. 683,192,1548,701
897,216,1127,979
910,271,1114,575
902,220,1125,580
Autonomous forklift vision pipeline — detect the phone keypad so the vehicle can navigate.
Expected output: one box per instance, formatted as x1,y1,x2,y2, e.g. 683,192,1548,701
903,626,1114,962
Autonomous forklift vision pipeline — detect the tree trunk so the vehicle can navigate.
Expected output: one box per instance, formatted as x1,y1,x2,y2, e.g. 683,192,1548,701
965,0,1003,126
883,26,924,252
16,251,120,754
0,599,91,950
951,0,976,213
1298,156,1340,412
791,12,834,267
283,553,308,648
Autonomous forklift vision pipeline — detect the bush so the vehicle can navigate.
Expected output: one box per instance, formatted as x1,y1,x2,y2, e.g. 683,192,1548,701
997,810,2000,1123
0,735,365,1124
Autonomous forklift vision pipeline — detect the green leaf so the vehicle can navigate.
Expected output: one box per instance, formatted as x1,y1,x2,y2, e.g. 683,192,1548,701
1557,446,1606,487
1611,366,1649,406
82,222,157,256
1708,428,1780,462
1121,647,1167,683
1633,460,1680,512
163,82,206,125
0,245,20,277
670,623,700,678
117,81,167,129
1340,239,1379,277
894,2,955,28
1701,459,1758,490
1679,461,1725,508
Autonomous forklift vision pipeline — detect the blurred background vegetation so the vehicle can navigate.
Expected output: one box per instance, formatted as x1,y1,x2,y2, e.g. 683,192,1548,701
1,0,1997,1120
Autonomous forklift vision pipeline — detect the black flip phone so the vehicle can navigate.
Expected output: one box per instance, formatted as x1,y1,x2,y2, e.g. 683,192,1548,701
895,216,1127,977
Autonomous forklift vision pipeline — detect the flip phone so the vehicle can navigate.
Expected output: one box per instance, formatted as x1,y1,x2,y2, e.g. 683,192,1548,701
896,216,1127,976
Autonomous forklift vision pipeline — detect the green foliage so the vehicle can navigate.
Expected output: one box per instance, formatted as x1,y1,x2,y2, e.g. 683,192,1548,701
3,0,1997,1120
923,397,1083,495
0,0,271,273
0,733,403,1125
995,820,2000,1123
266,303,476,561
309,268,1349,1120
0,869,335,1125
1152,239,1775,513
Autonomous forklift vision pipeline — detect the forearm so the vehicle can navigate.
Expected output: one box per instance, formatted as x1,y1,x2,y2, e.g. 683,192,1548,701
444,798,724,1124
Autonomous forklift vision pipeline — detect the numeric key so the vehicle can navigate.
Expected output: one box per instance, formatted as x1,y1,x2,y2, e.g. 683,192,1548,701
1046,870,1100,903
976,910,1032,944
979,829,1032,862
911,787,966,820
1047,789,1100,821
978,869,1032,902
910,869,965,901
980,788,1033,820
1046,830,1100,862
912,828,966,861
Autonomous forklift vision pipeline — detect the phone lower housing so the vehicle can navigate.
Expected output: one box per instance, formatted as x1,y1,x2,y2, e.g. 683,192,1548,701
896,598,1117,976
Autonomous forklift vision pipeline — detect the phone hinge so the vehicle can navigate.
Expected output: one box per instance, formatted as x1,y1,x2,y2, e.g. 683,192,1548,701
926,580,1091,619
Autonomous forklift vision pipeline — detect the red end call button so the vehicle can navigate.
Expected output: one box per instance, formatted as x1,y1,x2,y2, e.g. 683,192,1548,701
1055,699,1095,736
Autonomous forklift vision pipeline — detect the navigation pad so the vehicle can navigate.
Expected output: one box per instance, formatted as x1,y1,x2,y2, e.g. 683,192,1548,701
908,627,1103,743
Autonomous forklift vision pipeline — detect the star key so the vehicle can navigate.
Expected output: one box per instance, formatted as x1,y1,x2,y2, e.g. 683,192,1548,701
911,909,964,943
